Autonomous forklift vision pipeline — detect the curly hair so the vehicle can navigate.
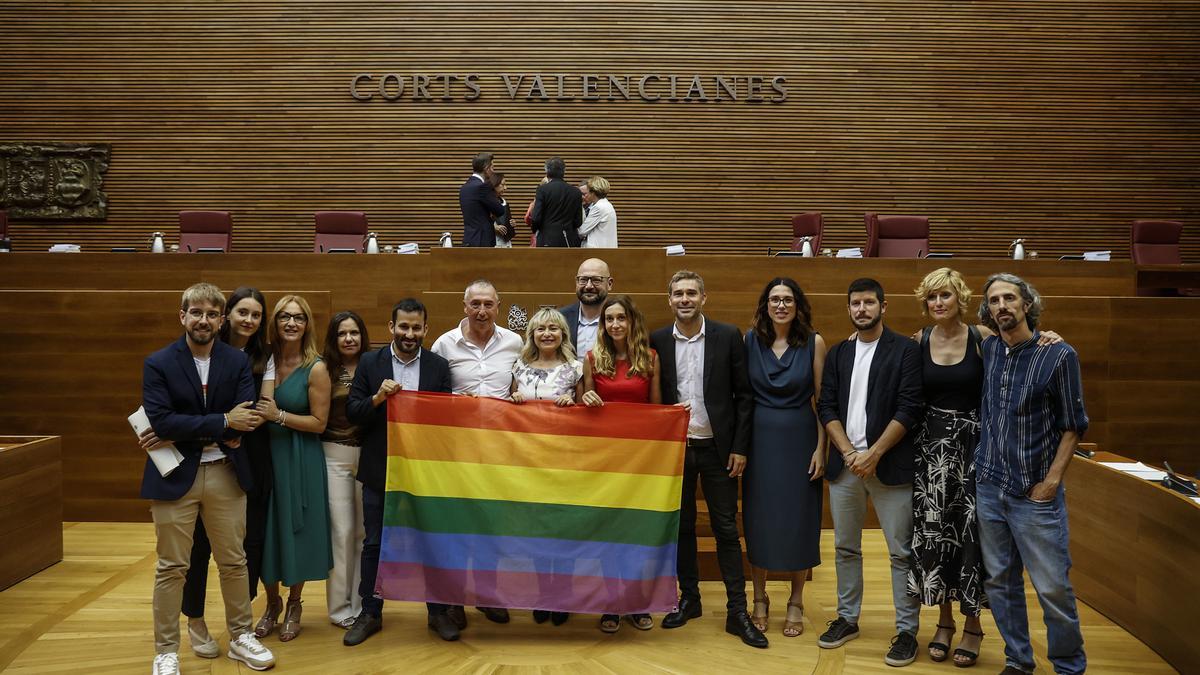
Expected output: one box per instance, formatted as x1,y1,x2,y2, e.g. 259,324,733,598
978,273,1043,331
752,277,813,347
914,267,972,321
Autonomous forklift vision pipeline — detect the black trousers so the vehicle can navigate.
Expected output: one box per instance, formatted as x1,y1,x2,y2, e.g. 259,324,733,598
677,439,747,612
180,496,268,618
361,483,447,619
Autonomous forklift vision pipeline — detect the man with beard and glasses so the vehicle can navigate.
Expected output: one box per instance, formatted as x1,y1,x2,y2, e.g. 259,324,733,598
431,279,522,626
816,278,924,667
559,258,613,356
139,282,275,674
344,298,454,644
975,274,1088,675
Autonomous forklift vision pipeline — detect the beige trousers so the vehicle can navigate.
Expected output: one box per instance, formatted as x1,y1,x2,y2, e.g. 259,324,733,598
150,461,252,654
323,441,364,624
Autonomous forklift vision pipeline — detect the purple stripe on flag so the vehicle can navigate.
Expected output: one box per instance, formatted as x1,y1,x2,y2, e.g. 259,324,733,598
380,526,677,581
376,561,679,615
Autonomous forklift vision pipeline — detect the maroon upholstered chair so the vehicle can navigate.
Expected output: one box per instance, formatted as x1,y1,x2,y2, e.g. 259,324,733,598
1130,219,1183,265
790,212,823,252
313,211,368,253
178,211,232,252
865,213,930,258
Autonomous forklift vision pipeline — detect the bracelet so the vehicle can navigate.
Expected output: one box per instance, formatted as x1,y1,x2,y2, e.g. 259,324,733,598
223,413,230,429
276,410,286,426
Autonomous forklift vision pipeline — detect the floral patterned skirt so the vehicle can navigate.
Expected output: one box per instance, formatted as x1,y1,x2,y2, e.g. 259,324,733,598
906,406,988,615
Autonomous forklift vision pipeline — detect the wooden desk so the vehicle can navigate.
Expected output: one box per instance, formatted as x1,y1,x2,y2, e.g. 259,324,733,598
1135,263,1200,294
1065,450,1200,672
0,436,62,590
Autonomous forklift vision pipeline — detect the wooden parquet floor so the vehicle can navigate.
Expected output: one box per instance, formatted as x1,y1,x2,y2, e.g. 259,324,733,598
0,523,1176,674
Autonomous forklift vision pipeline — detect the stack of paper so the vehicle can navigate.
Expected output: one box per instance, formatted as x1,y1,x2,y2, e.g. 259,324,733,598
1083,250,1111,261
1098,461,1166,481
396,242,420,254
836,247,863,258
128,406,184,476
48,244,81,253
664,244,686,256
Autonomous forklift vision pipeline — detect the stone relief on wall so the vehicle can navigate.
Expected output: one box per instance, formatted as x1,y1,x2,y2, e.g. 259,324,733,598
0,143,110,219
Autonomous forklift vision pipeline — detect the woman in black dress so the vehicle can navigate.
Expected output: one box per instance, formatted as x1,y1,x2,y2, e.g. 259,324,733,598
743,278,827,638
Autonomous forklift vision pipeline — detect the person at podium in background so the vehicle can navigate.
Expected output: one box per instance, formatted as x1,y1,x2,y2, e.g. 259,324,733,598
974,273,1089,675
578,176,617,248
459,151,506,247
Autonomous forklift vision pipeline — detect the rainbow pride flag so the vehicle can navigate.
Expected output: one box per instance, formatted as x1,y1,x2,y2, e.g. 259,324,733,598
377,391,687,614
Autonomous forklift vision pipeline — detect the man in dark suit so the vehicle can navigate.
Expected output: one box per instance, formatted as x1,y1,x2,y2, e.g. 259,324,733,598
459,151,506,247
649,270,768,649
343,298,456,645
530,156,583,247
815,277,923,667
139,282,275,674
558,257,612,356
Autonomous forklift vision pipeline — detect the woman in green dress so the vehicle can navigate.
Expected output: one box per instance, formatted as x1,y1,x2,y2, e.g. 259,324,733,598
253,294,332,642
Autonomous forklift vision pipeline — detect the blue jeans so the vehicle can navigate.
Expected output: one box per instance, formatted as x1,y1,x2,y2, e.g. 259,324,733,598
360,484,446,618
976,479,1085,675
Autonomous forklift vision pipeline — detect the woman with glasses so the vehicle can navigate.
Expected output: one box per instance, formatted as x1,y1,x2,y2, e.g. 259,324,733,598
179,287,275,658
743,277,827,638
253,295,333,643
582,294,661,634
320,311,369,629
509,307,583,626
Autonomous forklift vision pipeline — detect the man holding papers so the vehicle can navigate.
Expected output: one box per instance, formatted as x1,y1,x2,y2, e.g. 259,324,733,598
139,282,274,674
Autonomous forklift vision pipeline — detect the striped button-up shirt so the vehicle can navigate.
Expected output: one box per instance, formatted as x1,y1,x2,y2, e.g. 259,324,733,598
976,332,1089,497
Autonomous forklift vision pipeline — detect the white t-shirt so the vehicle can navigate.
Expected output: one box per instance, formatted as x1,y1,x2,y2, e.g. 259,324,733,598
262,354,276,381
845,337,879,453
194,355,224,463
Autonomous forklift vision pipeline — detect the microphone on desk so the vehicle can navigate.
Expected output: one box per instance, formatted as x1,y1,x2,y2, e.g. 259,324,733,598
1161,460,1199,497
1073,446,1094,459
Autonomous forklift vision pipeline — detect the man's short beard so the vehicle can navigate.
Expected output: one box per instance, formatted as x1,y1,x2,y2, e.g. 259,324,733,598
852,314,882,332
188,329,214,345
579,289,606,306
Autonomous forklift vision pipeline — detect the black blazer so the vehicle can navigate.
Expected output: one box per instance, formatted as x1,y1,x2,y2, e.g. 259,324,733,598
650,318,753,463
816,326,923,486
140,336,256,501
459,176,505,247
559,302,582,350
346,345,453,493
530,178,583,247
495,200,515,243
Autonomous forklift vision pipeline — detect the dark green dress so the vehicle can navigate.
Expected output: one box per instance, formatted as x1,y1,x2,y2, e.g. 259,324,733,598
261,361,333,586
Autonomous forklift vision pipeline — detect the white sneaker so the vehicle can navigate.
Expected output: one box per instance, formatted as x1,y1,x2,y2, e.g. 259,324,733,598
228,632,276,671
188,620,219,658
151,652,180,675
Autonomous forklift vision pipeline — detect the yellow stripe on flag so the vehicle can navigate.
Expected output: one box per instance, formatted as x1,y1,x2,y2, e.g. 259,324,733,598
385,456,682,513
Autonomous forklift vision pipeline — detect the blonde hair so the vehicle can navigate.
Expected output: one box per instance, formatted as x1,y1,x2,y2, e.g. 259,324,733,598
591,295,653,378
520,307,576,364
269,294,321,368
914,267,972,320
181,282,225,312
586,176,610,199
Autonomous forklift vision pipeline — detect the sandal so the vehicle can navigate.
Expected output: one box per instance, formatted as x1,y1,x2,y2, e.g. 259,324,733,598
783,601,804,637
279,599,303,642
751,595,769,632
954,628,984,668
599,614,620,633
929,622,956,662
625,613,654,631
253,597,282,638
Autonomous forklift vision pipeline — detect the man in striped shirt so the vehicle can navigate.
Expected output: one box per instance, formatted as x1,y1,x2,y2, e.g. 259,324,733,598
975,273,1088,675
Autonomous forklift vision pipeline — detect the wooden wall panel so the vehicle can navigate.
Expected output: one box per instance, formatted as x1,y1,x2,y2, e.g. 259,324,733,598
0,2,1197,259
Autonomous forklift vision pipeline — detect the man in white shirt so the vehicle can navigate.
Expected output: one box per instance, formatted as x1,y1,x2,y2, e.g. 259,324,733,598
430,279,522,625
579,176,618,248
560,257,612,357
815,278,924,667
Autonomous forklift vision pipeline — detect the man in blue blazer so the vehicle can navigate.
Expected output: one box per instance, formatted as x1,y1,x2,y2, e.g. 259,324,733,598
558,257,612,356
343,298,456,645
816,277,924,667
459,152,506,247
140,282,274,674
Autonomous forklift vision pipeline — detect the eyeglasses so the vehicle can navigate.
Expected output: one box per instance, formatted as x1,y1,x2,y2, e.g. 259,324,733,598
767,297,796,307
186,309,222,321
576,275,609,287
277,312,308,324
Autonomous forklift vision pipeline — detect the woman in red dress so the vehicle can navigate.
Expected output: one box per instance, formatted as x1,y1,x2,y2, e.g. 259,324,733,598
581,294,662,634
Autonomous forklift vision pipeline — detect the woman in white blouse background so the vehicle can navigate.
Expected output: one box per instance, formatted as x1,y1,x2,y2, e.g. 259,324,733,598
579,176,618,248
